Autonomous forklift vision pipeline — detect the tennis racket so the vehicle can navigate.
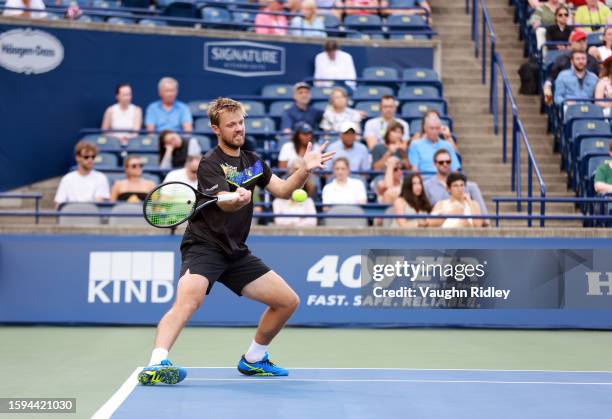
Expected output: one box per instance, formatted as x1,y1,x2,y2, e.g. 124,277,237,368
143,181,238,228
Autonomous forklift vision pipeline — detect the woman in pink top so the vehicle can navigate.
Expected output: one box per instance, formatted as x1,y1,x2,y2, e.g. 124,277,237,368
255,0,288,35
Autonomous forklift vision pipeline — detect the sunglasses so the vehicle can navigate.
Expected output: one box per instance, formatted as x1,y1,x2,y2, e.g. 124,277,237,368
436,160,451,165
80,154,96,160
129,163,144,168
393,167,401,172
557,13,568,17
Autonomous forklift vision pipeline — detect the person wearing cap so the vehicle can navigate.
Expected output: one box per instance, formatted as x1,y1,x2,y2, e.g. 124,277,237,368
574,0,612,32
313,40,357,89
281,82,325,133
363,95,410,149
320,87,364,133
278,121,320,169
325,121,370,172
595,54,612,113
408,113,460,176
543,29,600,105
553,49,598,107
254,0,288,35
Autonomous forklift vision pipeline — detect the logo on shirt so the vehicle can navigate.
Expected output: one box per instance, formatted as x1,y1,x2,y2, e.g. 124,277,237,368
204,184,219,193
221,161,264,187
204,41,285,77
0,29,64,74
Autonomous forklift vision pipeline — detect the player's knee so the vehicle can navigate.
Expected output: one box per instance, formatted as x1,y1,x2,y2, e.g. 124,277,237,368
285,291,300,313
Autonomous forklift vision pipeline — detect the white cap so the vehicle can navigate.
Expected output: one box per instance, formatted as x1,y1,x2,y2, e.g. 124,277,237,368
339,121,358,133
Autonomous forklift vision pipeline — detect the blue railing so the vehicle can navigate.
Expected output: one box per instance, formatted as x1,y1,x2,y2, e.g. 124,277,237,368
0,193,43,224
468,0,547,226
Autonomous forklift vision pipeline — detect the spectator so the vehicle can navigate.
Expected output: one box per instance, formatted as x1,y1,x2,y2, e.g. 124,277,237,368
574,0,611,32
320,87,364,133
286,0,302,14
342,0,384,15
553,50,599,107
101,83,142,143
594,141,612,194
163,153,202,190
317,0,343,20
564,0,605,6
3,0,46,18
424,149,489,226
543,29,600,104
428,172,483,228
290,0,326,37
281,82,324,133
159,130,202,169
363,95,410,149
110,156,156,202
321,157,367,204
392,173,432,228
325,121,370,172
255,0,288,35
589,26,612,61
376,156,404,204
383,0,431,18
545,5,572,51
313,40,357,89
413,109,458,151
54,141,110,208
371,121,409,170
595,55,612,113
528,0,561,29
273,159,318,226
278,122,319,170
409,113,460,175
145,77,192,133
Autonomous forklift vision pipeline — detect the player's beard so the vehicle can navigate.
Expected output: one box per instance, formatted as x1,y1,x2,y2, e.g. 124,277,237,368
221,132,245,150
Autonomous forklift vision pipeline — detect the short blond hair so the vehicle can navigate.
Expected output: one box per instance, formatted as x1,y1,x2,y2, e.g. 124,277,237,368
75,140,98,157
207,97,247,127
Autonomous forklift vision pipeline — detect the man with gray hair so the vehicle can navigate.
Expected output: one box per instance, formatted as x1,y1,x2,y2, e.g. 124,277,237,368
145,77,193,133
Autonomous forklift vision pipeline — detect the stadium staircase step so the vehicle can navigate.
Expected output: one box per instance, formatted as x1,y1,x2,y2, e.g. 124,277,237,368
432,0,580,227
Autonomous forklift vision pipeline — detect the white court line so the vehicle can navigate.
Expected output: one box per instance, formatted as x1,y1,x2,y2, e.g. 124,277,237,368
92,367,141,419
184,367,612,373
186,378,612,385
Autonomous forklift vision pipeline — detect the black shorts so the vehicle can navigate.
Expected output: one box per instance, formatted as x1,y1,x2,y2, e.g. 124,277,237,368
179,241,271,296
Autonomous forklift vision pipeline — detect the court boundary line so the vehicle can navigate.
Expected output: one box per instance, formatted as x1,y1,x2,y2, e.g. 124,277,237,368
92,367,141,419
183,367,612,373
185,378,612,385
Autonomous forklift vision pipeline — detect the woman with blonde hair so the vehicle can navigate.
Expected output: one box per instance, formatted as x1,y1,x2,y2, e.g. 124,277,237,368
320,87,363,133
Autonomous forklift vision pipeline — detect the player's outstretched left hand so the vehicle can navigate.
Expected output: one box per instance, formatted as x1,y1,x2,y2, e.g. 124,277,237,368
303,141,336,171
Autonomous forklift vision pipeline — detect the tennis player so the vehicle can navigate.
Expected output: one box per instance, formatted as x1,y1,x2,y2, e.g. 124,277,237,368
138,97,335,385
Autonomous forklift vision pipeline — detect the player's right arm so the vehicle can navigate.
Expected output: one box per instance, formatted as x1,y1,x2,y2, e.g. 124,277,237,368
216,188,251,212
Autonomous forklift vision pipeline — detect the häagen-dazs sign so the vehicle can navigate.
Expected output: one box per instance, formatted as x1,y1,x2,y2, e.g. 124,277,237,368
204,41,285,77
0,28,64,74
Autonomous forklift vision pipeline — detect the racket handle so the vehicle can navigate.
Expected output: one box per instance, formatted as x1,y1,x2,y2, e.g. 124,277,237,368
216,192,240,202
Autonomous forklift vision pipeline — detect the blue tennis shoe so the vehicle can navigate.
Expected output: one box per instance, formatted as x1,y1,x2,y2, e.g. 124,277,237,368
138,359,187,385
237,353,288,376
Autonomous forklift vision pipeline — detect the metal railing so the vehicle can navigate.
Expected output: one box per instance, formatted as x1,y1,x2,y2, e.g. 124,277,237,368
0,193,43,224
468,0,547,226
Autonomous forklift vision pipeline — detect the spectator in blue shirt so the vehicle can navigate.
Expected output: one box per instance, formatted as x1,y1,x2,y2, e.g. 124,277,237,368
554,50,598,107
281,82,324,133
409,113,460,176
325,121,370,172
145,77,193,133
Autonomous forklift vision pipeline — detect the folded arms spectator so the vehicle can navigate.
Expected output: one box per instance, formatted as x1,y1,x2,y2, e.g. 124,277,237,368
145,77,193,133
371,121,409,170
428,172,483,228
313,40,357,89
101,83,142,142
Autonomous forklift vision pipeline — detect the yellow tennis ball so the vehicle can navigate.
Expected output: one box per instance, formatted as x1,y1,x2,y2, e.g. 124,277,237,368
291,189,308,203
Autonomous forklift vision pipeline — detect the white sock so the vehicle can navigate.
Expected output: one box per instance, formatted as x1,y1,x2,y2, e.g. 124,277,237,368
149,348,169,366
244,340,268,363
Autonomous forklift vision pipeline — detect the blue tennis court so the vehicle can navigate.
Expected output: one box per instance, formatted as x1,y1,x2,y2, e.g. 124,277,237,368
95,368,612,419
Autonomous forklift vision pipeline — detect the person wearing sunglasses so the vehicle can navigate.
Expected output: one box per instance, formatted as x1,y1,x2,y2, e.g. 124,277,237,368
54,140,110,209
546,6,573,51
424,149,489,227
110,156,156,203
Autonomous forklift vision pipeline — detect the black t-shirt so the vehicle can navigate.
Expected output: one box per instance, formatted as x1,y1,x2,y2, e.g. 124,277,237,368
545,25,572,49
182,146,273,258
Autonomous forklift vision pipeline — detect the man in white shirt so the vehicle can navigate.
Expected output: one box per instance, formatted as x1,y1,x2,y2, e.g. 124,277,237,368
3,0,47,18
322,157,367,204
54,141,110,209
363,95,410,149
163,154,201,189
313,40,357,90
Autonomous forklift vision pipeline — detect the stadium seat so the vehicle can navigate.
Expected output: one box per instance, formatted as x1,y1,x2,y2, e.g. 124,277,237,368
355,101,380,118
582,155,611,197
344,15,382,31
388,33,429,40
352,85,395,101
402,67,439,84
312,101,328,112
311,86,335,101
323,14,340,34
107,17,136,25
398,85,440,100
346,32,385,40
409,117,451,136
191,134,213,152
77,15,93,22
381,206,396,228
108,203,149,226
362,66,399,81
389,0,417,6
261,84,294,100
269,101,293,118
386,14,427,30
245,117,275,135
139,19,168,27
578,138,610,180
94,152,120,168
201,6,231,26
143,173,160,184
194,118,214,134
84,134,122,152
322,205,368,227
105,172,126,187
58,203,102,226
564,103,604,124
587,31,603,47
241,100,266,117
127,135,158,153
163,1,200,27
132,154,159,167
232,11,255,25
571,120,610,145
401,101,445,119
188,100,212,118
122,0,150,7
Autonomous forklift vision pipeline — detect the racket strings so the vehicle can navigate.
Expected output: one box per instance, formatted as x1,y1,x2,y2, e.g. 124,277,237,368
144,183,198,227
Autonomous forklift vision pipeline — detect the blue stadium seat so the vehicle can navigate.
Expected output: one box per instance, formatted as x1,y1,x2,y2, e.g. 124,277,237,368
261,84,294,99
578,137,610,180
242,100,266,117
311,86,335,101
194,118,214,134
94,152,120,168
587,31,603,47
107,17,136,25
201,6,231,26
143,173,160,184
139,19,168,27
389,0,417,6
122,0,150,7
245,117,275,135
572,120,610,140
398,85,440,100
191,134,213,152
127,135,158,152
355,101,380,118
323,14,340,33
83,134,122,152
564,103,604,124
188,100,211,118
232,11,255,25
344,15,382,31
388,33,429,40
312,101,328,112
77,14,93,22
132,154,159,168
401,101,445,119
386,14,427,30
269,101,293,118
105,172,126,187
346,32,385,40
362,66,399,81
409,117,451,136
402,67,439,84
163,1,200,27
352,85,395,101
